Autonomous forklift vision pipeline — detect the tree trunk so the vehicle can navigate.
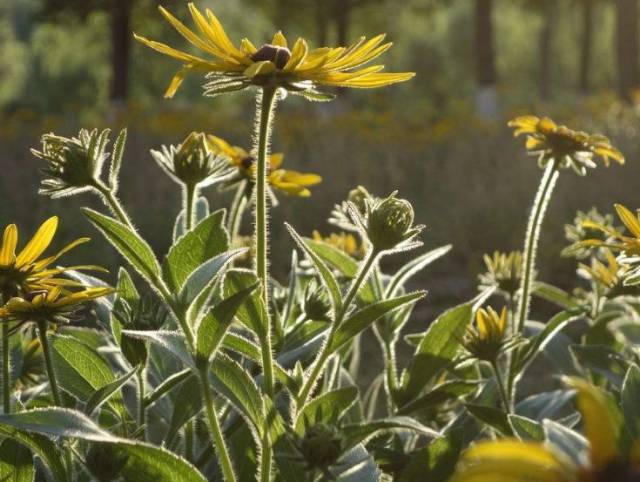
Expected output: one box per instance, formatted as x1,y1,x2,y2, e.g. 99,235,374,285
336,0,351,46
474,0,499,118
579,0,594,93
110,0,131,106
539,3,554,100
616,0,640,101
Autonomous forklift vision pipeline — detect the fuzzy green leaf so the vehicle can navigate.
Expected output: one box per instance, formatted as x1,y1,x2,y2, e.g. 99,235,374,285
386,245,451,298
398,430,462,482
109,128,127,191
397,380,479,416
223,270,268,341
165,376,202,445
144,369,192,409
173,197,210,242
509,415,544,441
295,387,358,433
85,366,139,416
0,438,34,482
122,330,194,369
465,404,513,436
622,364,640,440
342,416,439,448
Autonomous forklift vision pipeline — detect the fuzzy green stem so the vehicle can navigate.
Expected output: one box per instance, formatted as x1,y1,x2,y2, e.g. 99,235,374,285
297,249,379,407
228,183,248,244
259,431,272,482
185,184,198,231
185,420,194,461
2,324,9,414
199,370,236,482
93,181,136,231
515,161,559,334
490,360,510,413
137,369,146,439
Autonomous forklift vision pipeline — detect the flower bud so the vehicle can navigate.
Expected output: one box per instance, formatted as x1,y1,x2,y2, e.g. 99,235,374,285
347,186,371,216
303,284,332,321
367,195,422,252
299,424,343,471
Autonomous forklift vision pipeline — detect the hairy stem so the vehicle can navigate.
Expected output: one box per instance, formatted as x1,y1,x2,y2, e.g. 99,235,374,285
297,249,379,407
199,370,236,482
491,360,510,413
184,184,198,231
228,183,248,244
137,369,146,440
93,181,136,231
185,420,194,461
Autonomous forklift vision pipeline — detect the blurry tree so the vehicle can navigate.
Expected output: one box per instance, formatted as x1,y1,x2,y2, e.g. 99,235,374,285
474,0,498,118
615,0,640,100
579,0,595,93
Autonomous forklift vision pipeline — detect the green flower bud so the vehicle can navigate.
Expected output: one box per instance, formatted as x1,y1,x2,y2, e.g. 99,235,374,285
151,132,232,188
367,195,422,252
303,284,332,321
347,186,371,215
299,424,343,471
31,128,111,198
86,444,129,481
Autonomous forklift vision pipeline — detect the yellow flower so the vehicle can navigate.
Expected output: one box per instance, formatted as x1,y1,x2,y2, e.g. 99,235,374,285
478,251,523,298
207,135,321,197
463,306,509,362
0,217,98,297
450,379,640,482
312,230,365,259
578,249,625,290
134,3,414,98
508,116,624,175
0,285,113,325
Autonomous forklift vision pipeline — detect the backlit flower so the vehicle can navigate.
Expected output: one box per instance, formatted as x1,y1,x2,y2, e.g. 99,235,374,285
462,306,509,362
450,379,640,482
134,3,414,98
312,230,365,259
563,208,618,259
508,116,624,175
578,249,625,290
207,135,321,197
0,217,98,297
478,251,523,298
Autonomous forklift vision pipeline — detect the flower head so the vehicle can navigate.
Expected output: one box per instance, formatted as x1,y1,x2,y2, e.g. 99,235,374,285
578,249,626,291
0,217,98,297
462,306,509,362
134,3,414,99
0,285,113,325
563,208,619,259
478,251,523,298
151,132,232,188
329,186,374,232
508,116,624,175
450,379,640,482
361,194,423,253
207,135,321,197
303,282,332,322
312,230,365,259
31,129,114,198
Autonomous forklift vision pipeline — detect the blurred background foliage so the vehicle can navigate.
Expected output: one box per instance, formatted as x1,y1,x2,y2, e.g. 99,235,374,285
2,0,640,308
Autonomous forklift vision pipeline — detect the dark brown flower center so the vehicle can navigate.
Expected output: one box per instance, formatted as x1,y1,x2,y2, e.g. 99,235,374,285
251,44,291,69
241,156,255,170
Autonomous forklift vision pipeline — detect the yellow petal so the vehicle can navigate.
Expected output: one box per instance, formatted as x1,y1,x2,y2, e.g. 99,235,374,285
244,61,276,78
284,38,309,72
133,33,213,65
205,7,245,61
16,217,58,268
240,38,257,55
321,71,415,88
269,153,284,170
537,117,557,135
158,5,225,58
31,237,90,271
476,309,490,338
0,224,18,267
272,31,288,48
615,204,640,238
276,170,322,186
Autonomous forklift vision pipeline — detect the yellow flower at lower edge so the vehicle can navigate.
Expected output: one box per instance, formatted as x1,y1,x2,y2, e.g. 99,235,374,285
508,116,624,175
134,3,414,98
449,379,640,482
0,217,100,296
312,230,365,259
207,135,321,197
0,286,113,325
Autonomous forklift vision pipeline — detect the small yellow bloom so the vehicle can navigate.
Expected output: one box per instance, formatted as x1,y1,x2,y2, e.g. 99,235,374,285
312,230,365,259
134,3,414,98
508,115,624,175
207,135,321,197
478,251,523,298
578,249,625,290
0,285,113,325
0,217,99,296
463,306,509,362
450,379,640,482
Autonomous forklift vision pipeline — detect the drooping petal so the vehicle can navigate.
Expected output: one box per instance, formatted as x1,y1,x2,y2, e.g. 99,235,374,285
615,204,640,238
0,224,18,267
15,217,58,268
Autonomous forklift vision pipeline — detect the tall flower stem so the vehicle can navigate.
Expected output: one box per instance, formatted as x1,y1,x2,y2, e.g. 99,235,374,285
297,249,379,408
93,181,136,231
515,161,559,335
137,369,146,439
199,369,237,482
184,184,198,231
253,86,278,398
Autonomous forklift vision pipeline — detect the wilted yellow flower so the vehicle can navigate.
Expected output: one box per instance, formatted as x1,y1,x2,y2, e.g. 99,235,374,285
508,116,624,175
478,251,523,298
578,249,625,290
0,217,98,296
0,286,113,325
207,135,321,197
450,379,640,482
563,208,619,259
134,3,414,98
463,306,508,362
312,230,365,259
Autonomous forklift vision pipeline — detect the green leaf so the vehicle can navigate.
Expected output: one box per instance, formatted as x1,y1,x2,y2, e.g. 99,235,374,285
397,380,478,416
465,404,513,436
342,416,438,448
571,344,628,388
622,364,640,440
533,282,583,311
223,270,268,341
196,283,258,366
508,415,544,441
330,291,426,353
85,366,139,416
334,445,381,482
165,376,202,445
83,208,161,286
163,210,228,291
0,438,34,482
398,430,462,482
386,245,451,298
0,408,115,441
287,224,342,316
122,330,194,369
400,302,473,404
0,424,67,482
525,321,579,376
51,335,122,413
173,197,210,242
295,387,358,433
515,390,575,421
109,128,127,190
543,419,588,467
144,369,192,409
